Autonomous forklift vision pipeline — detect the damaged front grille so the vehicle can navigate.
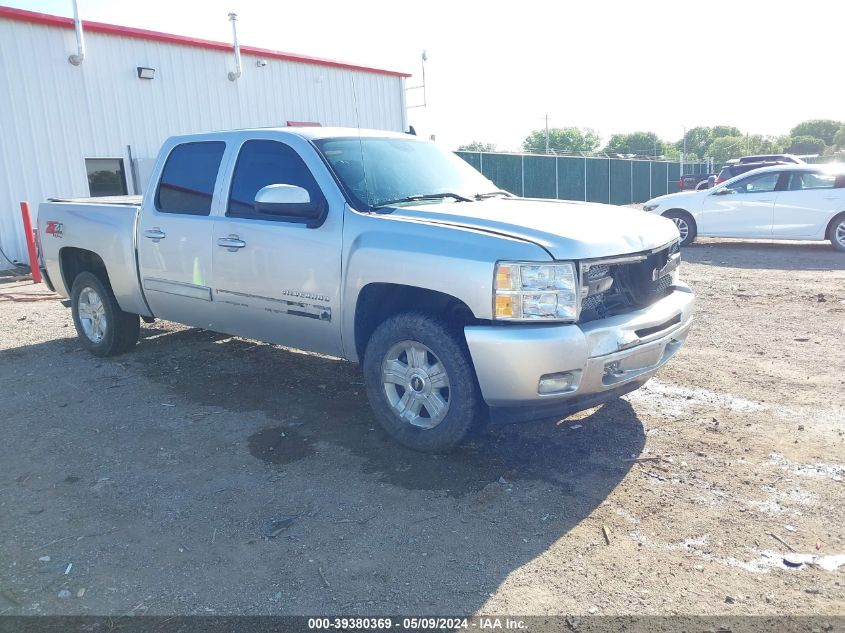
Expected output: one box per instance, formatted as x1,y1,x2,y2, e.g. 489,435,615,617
578,241,679,323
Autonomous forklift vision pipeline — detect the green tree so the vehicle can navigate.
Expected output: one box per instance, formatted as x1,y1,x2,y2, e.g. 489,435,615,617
786,135,826,155
832,125,845,149
676,126,742,159
603,131,666,156
457,141,497,152
707,136,746,163
522,127,601,154
789,119,843,145
711,125,742,139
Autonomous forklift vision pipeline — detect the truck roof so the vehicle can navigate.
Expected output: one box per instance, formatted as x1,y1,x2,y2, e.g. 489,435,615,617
167,127,414,144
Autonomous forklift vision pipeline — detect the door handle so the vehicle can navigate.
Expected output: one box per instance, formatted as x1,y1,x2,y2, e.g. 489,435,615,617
217,235,246,251
756,199,773,202
143,228,166,241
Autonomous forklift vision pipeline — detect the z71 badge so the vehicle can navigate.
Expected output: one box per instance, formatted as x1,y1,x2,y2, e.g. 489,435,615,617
45,221,64,238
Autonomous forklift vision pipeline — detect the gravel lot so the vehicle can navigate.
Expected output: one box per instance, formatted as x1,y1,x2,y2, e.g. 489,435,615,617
1,238,844,616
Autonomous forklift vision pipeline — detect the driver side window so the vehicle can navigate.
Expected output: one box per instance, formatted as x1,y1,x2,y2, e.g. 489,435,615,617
728,172,781,194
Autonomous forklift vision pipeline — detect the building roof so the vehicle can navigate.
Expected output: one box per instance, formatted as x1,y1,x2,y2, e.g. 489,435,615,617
0,5,411,78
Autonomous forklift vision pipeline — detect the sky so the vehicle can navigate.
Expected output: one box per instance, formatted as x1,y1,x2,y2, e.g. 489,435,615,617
6,0,845,150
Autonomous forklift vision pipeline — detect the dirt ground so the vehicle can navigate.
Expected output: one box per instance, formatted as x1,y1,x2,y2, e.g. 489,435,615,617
0,238,843,617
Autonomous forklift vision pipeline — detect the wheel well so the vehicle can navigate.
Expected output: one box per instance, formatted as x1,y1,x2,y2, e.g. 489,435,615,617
60,247,111,291
354,283,477,361
826,211,845,239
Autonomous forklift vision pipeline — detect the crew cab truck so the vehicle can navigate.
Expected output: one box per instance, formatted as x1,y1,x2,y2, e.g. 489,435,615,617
38,128,694,452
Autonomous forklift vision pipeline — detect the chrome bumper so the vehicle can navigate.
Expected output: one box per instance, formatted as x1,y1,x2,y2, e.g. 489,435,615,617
464,283,694,419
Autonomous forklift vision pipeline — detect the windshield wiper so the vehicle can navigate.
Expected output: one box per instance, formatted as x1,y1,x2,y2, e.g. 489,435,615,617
376,192,472,207
474,190,513,200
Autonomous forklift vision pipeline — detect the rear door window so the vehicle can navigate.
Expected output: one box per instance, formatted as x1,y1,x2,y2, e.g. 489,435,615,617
156,142,226,215
788,172,837,190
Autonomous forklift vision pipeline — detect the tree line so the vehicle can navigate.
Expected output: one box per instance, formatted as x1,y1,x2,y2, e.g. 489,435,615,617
458,119,845,163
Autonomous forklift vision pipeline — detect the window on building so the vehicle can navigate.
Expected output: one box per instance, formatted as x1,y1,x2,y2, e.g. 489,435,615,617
156,142,226,215
86,158,128,197
227,140,325,219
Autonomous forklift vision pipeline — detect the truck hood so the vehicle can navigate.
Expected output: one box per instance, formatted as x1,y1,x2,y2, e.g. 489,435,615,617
387,198,679,260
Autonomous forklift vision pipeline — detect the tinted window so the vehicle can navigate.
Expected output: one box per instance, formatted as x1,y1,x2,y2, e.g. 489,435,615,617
788,172,836,190
729,172,780,194
227,140,325,218
156,142,225,215
86,158,128,197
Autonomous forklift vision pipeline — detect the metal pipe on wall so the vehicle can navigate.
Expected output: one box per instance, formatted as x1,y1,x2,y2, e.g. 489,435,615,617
227,13,242,81
68,0,85,65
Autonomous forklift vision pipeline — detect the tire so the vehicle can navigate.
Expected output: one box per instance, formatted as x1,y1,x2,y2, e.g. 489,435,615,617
362,312,482,452
829,213,845,252
70,271,140,357
663,210,697,246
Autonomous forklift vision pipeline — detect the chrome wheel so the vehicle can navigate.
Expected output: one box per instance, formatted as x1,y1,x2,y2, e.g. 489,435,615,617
836,220,845,248
381,340,451,429
671,217,689,242
77,286,107,343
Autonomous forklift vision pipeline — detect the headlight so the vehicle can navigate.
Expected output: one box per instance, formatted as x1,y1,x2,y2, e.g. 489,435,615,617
494,261,578,321
643,203,660,212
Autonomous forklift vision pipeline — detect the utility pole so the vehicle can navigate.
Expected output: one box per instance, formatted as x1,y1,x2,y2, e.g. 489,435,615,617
544,114,550,155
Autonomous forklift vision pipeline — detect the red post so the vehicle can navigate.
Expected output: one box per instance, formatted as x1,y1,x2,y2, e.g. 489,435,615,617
19,201,42,284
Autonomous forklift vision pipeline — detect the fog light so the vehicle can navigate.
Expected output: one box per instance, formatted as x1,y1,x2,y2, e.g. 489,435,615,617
538,371,578,395
604,361,623,377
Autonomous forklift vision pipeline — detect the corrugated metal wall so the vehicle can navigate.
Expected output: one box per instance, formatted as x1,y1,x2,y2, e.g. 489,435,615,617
457,151,710,205
0,17,406,264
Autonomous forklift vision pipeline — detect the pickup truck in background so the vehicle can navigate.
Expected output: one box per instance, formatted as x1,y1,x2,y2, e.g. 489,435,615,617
679,173,716,191
38,127,694,452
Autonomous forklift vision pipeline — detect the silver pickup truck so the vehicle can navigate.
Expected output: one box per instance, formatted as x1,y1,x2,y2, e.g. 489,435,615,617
38,127,694,452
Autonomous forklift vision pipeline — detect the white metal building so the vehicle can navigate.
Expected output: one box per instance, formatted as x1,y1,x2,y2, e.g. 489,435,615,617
0,5,410,267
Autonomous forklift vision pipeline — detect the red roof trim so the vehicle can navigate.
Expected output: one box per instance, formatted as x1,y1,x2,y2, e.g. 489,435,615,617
0,5,411,78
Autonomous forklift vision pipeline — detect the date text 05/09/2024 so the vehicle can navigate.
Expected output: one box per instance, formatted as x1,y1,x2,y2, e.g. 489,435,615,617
307,617,527,630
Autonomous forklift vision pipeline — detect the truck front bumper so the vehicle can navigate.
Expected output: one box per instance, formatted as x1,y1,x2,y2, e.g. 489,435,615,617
464,283,694,424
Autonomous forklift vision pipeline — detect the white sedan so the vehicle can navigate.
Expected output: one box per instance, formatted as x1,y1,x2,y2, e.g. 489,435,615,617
642,164,845,251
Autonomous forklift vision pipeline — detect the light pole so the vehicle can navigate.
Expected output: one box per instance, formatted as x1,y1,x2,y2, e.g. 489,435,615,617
544,114,550,155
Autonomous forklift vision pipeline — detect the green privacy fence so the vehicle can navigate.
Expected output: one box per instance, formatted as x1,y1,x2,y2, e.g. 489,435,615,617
456,152,710,204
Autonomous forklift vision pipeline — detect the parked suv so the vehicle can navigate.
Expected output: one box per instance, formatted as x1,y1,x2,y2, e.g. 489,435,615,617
738,154,804,165
715,161,788,184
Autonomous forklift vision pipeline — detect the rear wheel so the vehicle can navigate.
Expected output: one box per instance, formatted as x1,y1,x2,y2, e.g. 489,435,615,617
363,313,482,452
71,272,140,357
663,210,697,246
829,213,845,252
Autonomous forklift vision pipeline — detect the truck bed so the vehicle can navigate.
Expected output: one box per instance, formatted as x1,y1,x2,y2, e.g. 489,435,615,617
38,199,149,317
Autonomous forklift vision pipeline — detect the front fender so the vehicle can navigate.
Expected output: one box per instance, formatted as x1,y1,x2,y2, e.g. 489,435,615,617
340,211,547,361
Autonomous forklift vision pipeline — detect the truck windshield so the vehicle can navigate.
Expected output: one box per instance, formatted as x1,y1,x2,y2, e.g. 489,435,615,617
312,136,498,211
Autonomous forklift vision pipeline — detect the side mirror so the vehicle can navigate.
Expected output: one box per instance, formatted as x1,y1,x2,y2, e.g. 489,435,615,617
712,188,735,196
254,184,326,227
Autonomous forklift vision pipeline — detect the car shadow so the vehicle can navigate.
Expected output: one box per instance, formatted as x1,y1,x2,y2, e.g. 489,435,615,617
1,327,646,614
683,238,845,271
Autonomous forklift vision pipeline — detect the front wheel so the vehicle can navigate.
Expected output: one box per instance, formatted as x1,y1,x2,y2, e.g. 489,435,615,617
663,210,697,246
362,313,482,452
71,272,140,357
829,213,845,252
